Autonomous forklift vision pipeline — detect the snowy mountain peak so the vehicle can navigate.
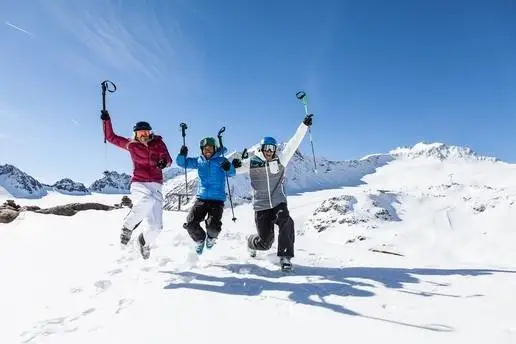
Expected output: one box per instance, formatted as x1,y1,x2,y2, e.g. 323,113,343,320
388,142,498,161
0,164,47,199
89,171,131,194
52,178,90,195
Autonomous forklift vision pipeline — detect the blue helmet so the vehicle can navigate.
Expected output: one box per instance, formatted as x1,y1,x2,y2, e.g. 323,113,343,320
260,136,277,146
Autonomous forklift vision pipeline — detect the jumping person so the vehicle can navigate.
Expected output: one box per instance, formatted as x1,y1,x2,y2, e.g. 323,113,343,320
176,136,238,254
101,110,172,259
232,114,313,270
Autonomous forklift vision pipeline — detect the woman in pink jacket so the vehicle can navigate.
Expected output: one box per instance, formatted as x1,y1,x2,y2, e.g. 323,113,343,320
101,110,172,259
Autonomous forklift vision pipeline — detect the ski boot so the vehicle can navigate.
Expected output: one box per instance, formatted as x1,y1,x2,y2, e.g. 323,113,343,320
280,257,292,271
138,233,150,260
246,235,257,258
194,240,205,255
205,236,217,250
120,227,132,245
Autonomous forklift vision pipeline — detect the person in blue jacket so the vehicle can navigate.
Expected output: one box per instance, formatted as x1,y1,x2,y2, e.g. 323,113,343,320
176,136,239,254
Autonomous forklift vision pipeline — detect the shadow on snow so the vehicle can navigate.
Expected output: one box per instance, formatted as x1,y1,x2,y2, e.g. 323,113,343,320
161,263,515,333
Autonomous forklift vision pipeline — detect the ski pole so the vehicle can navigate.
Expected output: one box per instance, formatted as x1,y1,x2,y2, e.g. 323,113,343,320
217,126,237,222
296,90,317,173
100,80,116,172
101,80,117,143
179,122,189,203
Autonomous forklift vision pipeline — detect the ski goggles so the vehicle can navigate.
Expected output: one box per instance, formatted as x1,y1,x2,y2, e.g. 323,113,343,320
261,144,276,152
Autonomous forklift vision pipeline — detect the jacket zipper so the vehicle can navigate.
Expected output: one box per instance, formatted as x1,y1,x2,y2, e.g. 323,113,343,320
146,144,152,179
265,162,273,208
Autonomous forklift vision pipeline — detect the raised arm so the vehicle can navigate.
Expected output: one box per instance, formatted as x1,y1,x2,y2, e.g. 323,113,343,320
101,111,130,150
278,115,313,165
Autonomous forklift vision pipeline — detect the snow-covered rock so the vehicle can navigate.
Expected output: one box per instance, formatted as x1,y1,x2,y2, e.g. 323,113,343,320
89,171,131,194
52,178,90,195
302,190,401,234
0,164,47,199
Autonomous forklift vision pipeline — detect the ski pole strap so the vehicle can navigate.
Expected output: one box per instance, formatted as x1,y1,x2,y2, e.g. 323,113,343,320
101,80,117,93
101,80,117,111
217,126,225,149
296,90,308,115
241,148,248,159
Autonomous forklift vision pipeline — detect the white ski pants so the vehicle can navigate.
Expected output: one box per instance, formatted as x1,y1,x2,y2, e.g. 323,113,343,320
122,181,164,246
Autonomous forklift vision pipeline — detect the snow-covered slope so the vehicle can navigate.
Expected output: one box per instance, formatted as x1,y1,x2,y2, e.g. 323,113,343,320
1,141,515,344
163,142,490,210
0,164,47,199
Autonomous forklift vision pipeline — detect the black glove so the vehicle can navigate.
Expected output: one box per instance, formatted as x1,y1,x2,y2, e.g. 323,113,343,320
101,110,110,120
179,145,188,156
303,114,313,126
157,159,167,169
232,159,242,168
220,158,231,171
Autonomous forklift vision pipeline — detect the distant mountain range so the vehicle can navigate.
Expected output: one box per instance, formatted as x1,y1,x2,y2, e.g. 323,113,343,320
0,141,499,202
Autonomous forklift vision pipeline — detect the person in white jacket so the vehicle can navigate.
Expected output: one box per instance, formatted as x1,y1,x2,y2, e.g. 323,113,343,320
231,114,313,270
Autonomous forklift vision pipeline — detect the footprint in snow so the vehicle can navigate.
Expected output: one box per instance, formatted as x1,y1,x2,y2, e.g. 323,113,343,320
20,308,96,343
69,287,83,294
107,268,123,276
94,279,112,294
116,298,134,314
158,257,173,267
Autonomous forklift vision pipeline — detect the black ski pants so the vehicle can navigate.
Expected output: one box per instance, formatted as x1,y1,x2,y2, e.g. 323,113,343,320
249,202,295,257
183,198,225,243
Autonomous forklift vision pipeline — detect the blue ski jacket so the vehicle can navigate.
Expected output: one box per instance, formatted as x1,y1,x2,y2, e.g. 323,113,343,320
176,147,236,202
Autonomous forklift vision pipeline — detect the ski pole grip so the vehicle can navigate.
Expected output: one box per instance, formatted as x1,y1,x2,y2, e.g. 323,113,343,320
180,122,187,137
218,126,226,137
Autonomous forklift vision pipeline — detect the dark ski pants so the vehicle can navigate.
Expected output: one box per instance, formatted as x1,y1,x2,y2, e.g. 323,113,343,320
248,202,295,257
183,198,225,243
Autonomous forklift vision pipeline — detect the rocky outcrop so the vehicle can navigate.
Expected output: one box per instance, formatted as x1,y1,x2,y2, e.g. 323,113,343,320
0,196,133,224
0,200,21,223
302,191,401,234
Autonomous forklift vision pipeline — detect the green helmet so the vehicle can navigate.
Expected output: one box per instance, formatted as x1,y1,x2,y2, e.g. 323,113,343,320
200,137,217,149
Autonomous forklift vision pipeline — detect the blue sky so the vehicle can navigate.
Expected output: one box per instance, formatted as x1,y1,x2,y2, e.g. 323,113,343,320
0,0,515,185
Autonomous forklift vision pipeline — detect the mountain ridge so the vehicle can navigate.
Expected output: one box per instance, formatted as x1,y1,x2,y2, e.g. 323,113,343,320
0,141,501,200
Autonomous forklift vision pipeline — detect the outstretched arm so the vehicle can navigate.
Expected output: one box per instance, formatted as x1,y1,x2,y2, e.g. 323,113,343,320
176,147,198,169
226,149,251,175
234,157,250,174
